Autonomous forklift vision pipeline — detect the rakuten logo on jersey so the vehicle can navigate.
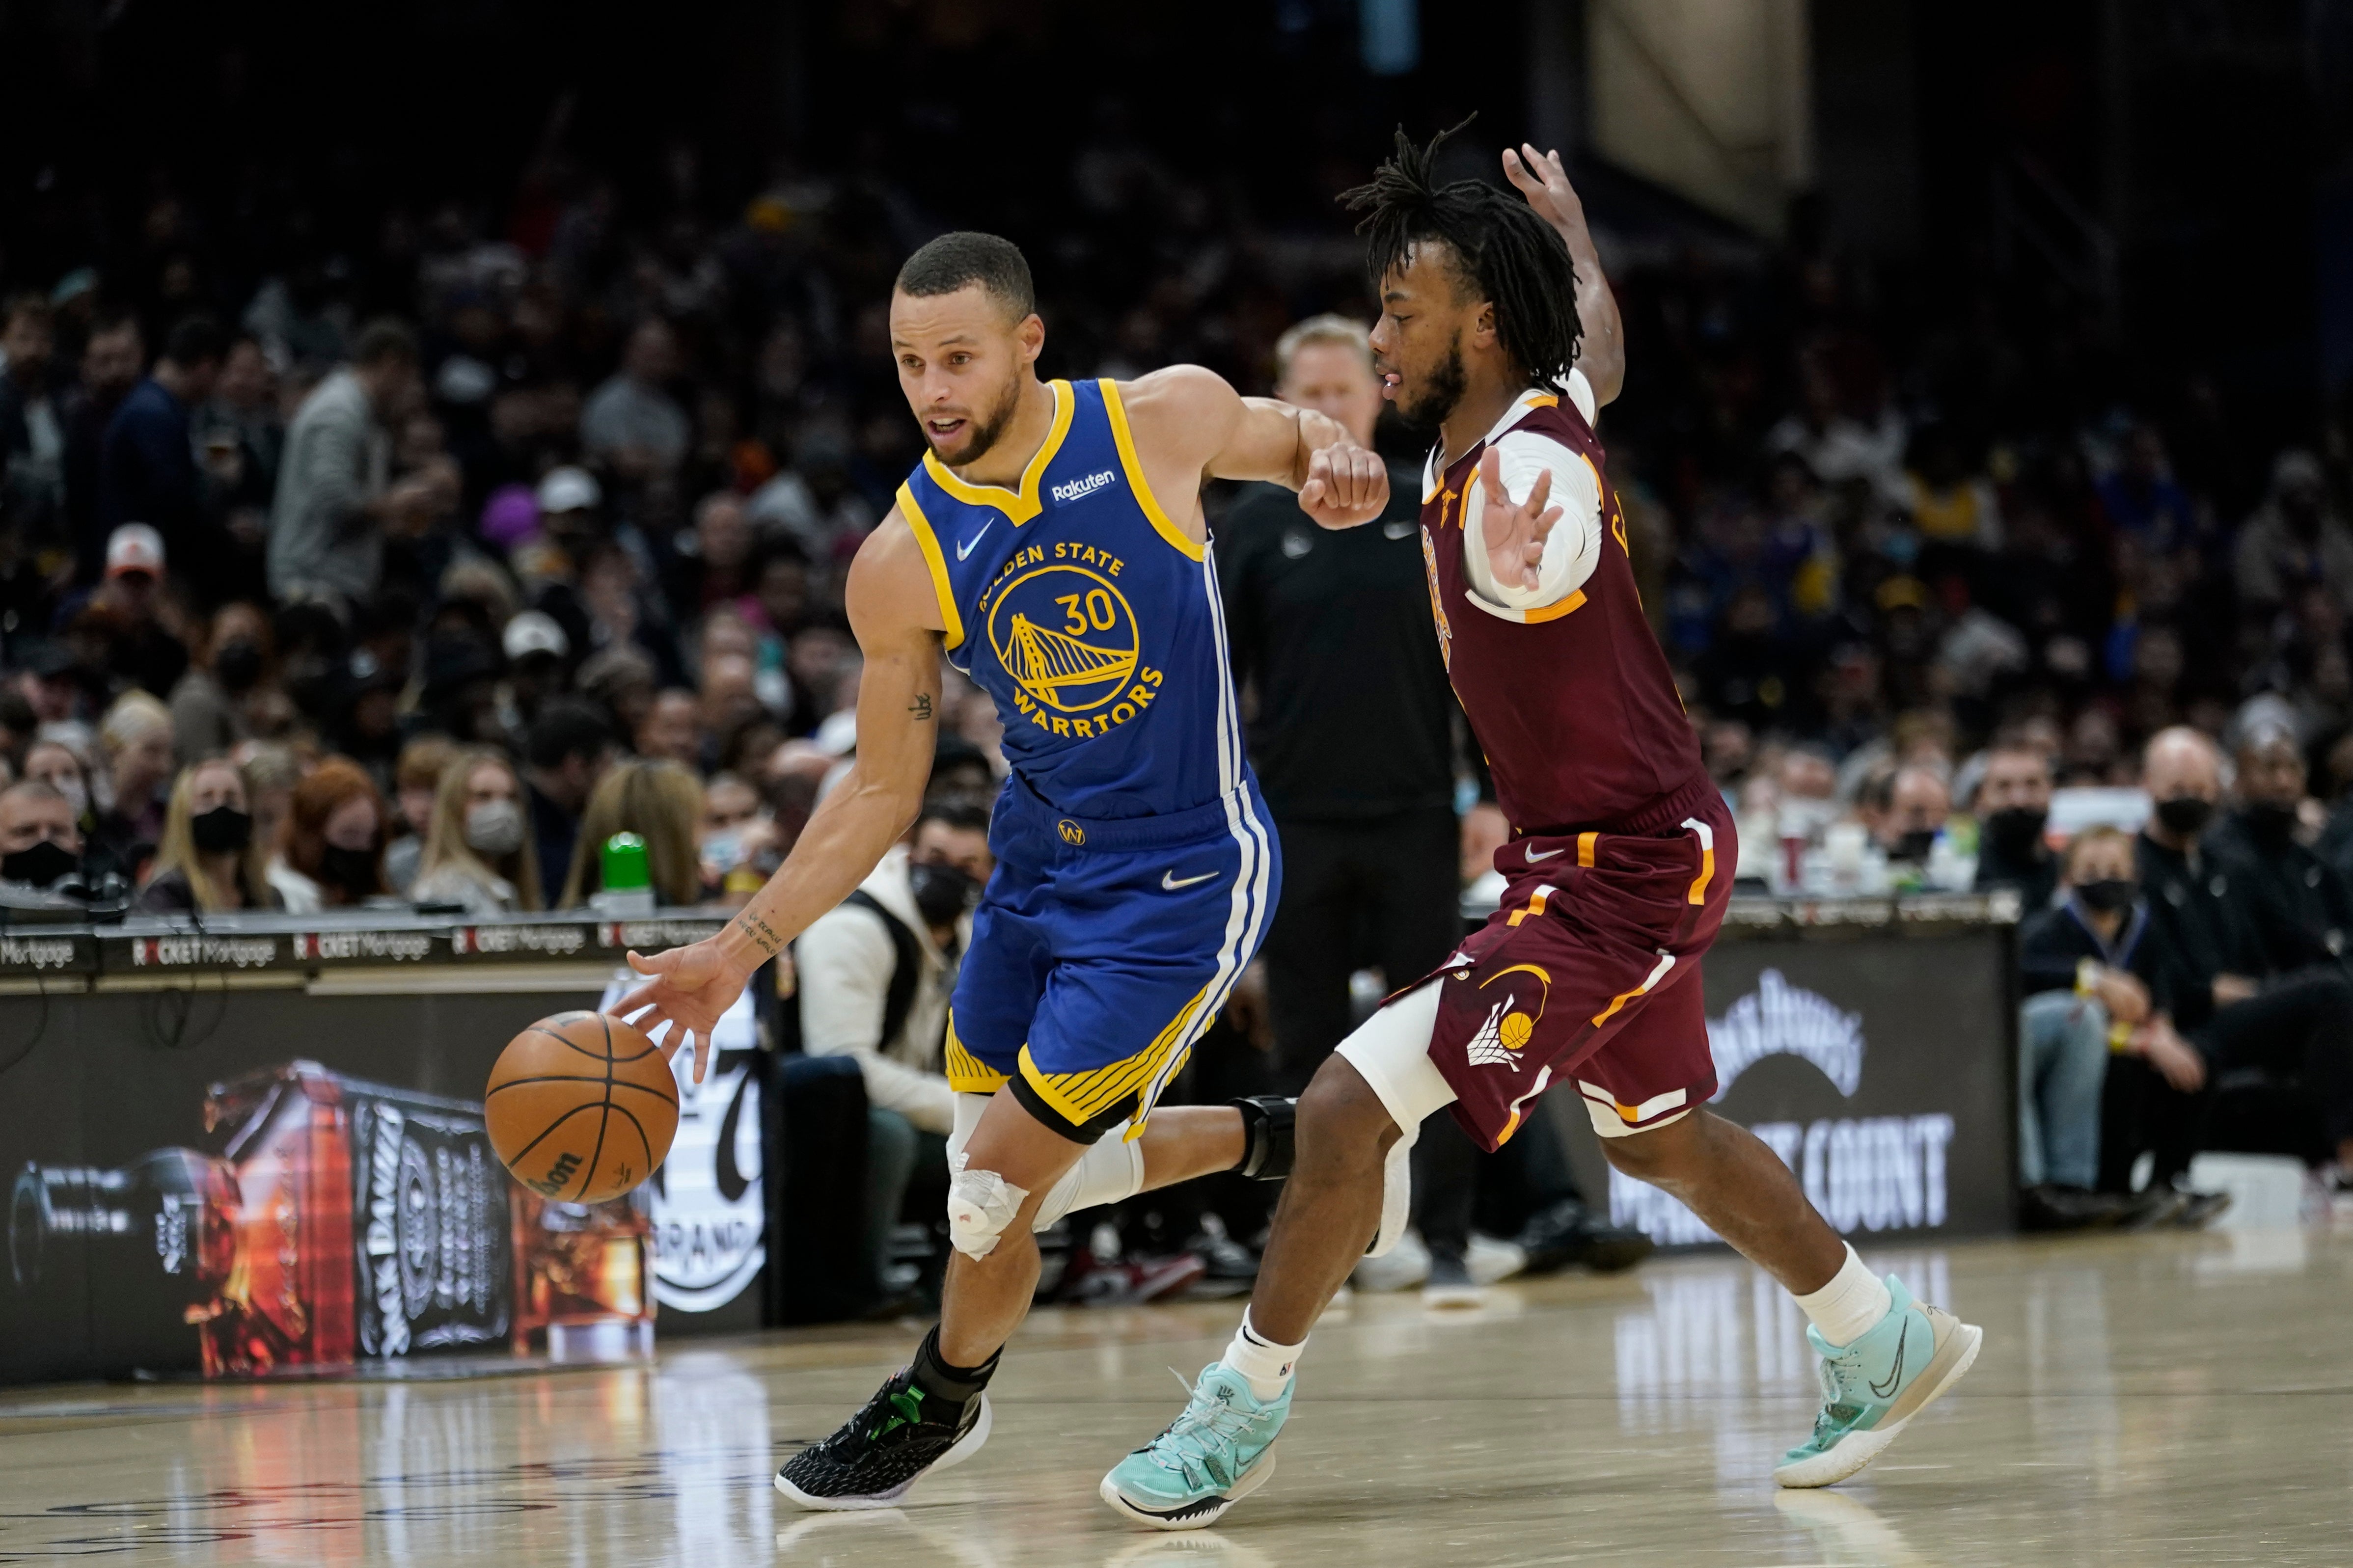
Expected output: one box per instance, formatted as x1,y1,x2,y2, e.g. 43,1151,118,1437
1049,470,1117,504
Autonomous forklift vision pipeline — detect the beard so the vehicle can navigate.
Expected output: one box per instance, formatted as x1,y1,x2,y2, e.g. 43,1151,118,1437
936,373,1026,468
1395,334,1468,430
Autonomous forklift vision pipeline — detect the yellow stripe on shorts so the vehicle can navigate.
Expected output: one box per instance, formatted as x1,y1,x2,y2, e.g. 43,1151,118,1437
943,1014,1010,1094
1017,981,1214,1132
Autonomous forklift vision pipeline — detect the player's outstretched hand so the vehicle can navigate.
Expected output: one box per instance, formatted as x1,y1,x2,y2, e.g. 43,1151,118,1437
1502,143,1588,244
611,939,744,1084
1298,443,1389,530
1477,447,1563,595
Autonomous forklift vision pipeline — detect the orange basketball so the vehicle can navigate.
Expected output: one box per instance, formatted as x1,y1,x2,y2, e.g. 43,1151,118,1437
485,1011,679,1203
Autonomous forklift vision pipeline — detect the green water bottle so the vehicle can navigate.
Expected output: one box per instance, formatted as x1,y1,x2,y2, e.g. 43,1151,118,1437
594,832,657,916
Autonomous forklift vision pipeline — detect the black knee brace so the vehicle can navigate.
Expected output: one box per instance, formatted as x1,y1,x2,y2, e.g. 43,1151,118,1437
1231,1095,1297,1180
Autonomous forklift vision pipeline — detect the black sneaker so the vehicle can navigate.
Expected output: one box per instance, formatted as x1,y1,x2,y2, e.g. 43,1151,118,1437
775,1368,993,1510
1516,1197,1657,1274
1422,1245,1481,1309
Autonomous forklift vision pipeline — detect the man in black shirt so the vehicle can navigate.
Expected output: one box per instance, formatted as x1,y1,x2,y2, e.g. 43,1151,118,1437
2135,727,2353,1184
1222,316,1460,1091
1973,740,2059,911
2205,724,2353,972
523,698,617,907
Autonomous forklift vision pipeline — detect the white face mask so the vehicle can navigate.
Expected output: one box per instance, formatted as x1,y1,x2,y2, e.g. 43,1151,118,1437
464,799,525,857
43,778,87,819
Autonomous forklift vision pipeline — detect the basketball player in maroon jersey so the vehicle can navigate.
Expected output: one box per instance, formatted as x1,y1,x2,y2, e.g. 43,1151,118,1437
1101,125,1981,1530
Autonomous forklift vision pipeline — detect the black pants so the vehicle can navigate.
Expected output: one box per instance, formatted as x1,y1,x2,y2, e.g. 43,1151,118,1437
2202,969,2353,1145
1261,808,1462,1091
1259,807,1486,1256
2103,968,2353,1188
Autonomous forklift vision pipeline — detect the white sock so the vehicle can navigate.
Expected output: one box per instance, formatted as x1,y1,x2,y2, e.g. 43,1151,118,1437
1792,1243,1891,1349
1221,1308,1305,1401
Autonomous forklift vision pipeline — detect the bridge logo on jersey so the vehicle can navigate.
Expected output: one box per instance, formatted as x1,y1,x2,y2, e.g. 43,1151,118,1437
987,563,1142,716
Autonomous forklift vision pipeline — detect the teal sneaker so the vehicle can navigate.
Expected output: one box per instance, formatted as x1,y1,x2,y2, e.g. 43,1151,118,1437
1774,1274,1982,1488
1100,1362,1289,1530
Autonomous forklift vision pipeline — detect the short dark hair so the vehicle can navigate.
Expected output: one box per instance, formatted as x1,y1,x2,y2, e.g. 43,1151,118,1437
895,232,1036,320
1341,118,1584,386
352,317,420,368
526,697,612,771
917,798,991,837
163,314,227,368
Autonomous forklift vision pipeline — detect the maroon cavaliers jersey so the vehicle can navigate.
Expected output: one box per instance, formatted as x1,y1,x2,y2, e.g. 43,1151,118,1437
1419,386,1708,836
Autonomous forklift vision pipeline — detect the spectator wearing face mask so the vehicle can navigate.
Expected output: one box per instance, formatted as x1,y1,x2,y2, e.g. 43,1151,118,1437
2014,826,2204,1229
168,602,275,767
1974,740,2059,909
2204,723,2353,973
698,771,780,903
2135,726,2353,1192
269,757,390,912
0,780,83,892
409,748,543,915
1858,760,1956,882
794,799,993,1308
136,757,279,913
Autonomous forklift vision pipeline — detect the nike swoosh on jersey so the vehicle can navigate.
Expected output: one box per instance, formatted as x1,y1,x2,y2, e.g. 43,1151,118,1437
1161,869,1219,891
1524,846,1564,862
956,520,995,561
1383,520,1415,540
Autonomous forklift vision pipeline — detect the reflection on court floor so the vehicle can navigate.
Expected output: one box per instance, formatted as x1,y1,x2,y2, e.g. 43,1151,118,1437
0,1232,2346,1566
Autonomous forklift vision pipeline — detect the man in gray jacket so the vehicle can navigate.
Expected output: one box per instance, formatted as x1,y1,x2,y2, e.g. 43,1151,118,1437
266,320,426,611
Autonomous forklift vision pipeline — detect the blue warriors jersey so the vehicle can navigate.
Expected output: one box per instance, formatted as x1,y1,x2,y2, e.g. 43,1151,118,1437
896,378,1280,1139
898,378,1240,822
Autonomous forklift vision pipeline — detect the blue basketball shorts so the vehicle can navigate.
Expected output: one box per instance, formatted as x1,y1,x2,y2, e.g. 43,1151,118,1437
944,775,1281,1141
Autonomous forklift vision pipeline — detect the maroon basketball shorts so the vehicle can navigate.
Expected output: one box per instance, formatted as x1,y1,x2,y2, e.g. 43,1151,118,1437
1336,794,1735,1153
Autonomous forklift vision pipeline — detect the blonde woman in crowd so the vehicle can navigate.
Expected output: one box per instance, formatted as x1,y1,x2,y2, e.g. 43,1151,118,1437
236,742,302,864
559,758,704,908
410,747,543,915
90,692,174,884
136,758,281,914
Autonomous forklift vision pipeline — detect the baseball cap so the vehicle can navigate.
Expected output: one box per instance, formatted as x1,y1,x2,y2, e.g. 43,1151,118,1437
536,466,602,515
105,524,165,580
502,610,570,663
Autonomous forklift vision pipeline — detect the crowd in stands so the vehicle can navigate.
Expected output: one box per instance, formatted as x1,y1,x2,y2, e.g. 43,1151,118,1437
1,121,2350,1299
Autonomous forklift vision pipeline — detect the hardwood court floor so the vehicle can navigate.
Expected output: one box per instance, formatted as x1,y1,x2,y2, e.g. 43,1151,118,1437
2,1228,2347,1567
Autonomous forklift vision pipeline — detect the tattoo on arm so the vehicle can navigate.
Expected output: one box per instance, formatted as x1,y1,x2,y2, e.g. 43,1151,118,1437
908,693,933,722
734,911,784,956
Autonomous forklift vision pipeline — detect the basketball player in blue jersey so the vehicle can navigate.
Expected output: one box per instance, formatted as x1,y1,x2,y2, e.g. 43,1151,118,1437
612,231,1402,1508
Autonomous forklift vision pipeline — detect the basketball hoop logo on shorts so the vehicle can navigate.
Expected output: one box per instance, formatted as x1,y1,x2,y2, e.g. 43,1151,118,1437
1465,963,1550,1069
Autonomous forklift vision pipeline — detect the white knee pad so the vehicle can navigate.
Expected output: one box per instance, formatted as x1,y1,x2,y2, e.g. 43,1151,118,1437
1033,1124,1146,1230
940,1091,1145,1248
946,1156,1030,1260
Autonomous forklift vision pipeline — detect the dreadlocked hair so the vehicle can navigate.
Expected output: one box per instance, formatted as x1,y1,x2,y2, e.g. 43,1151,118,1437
1341,117,1582,386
